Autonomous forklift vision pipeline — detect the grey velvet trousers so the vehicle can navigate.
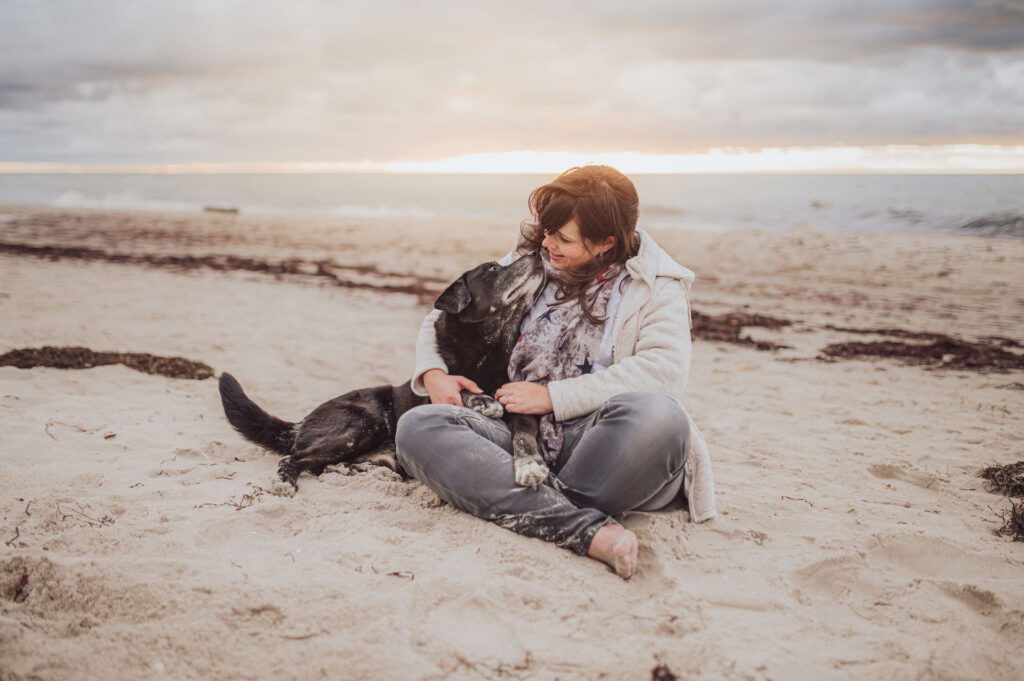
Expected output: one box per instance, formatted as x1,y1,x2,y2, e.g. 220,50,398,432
394,392,689,555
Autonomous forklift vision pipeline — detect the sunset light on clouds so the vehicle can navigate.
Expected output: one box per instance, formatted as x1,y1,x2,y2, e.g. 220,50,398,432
1,0,1022,172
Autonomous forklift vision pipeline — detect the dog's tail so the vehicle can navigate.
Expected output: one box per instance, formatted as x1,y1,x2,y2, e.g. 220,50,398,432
218,372,295,456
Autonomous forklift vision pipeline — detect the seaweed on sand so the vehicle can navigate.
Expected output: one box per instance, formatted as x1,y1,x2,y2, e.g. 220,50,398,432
981,461,1024,497
820,334,1024,373
994,499,1024,542
980,461,1024,542
691,311,792,350
0,346,214,380
0,241,447,303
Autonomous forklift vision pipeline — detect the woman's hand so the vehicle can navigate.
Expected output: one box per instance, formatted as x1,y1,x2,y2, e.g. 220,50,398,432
495,381,553,415
423,369,482,406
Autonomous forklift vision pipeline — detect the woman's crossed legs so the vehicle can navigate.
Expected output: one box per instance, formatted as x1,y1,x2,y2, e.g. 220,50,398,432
395,392,689,578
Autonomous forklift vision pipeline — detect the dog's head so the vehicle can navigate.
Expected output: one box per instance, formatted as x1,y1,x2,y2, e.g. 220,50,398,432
435,253,545,331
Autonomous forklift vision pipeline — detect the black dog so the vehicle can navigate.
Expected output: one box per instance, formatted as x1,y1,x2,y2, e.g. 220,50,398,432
218,253,550,490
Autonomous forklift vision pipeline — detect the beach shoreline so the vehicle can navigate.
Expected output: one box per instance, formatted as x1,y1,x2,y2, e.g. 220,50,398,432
2,204,1023,680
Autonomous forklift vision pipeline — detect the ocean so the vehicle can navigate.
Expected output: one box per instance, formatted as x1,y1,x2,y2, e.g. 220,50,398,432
0,172,1021,237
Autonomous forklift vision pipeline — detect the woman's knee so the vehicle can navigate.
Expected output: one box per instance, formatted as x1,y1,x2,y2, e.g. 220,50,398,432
396,403,511,471
558,394,689,514
606,393,689,459
397,404,438,443
397,403,449,435
395,404,456,465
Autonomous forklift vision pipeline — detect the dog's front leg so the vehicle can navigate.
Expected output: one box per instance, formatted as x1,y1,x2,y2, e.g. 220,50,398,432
508,413,549,488
461,390,504,419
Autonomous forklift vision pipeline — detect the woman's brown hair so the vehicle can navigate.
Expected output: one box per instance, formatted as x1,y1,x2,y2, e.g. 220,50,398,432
518,164,641,322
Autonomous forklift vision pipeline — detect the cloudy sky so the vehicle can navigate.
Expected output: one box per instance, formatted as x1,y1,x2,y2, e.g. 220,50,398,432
1,0,1022,171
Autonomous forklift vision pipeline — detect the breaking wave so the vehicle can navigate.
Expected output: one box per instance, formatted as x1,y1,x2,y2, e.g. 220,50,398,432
52,190,197,212
954,212,1024,238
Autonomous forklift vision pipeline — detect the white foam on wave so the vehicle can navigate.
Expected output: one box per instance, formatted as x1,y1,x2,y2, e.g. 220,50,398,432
51,190,198,213
641,203,684,216
646,219,731,233
327,203,438,220
0,214,17,223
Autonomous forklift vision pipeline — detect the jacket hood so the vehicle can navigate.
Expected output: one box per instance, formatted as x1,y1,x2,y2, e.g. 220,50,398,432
625,229,695,291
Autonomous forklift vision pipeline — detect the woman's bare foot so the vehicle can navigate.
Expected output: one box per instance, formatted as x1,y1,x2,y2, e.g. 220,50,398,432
587,523,639,579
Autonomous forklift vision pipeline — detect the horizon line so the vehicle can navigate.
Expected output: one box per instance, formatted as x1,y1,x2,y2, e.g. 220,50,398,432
2,144,1022,174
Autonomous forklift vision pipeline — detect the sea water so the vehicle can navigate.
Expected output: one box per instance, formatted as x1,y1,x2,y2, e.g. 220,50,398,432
0,172,1021,237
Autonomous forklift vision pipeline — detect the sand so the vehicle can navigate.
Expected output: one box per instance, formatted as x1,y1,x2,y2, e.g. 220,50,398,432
1,204,1023,680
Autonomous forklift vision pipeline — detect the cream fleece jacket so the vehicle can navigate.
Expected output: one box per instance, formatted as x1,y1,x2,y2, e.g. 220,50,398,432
410,230,717,523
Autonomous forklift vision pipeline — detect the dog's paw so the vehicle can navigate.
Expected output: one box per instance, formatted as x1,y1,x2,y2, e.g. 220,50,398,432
276,457,300,494
514,458,549,488
475,400,505,419
463,393,504,419
270,479,297,497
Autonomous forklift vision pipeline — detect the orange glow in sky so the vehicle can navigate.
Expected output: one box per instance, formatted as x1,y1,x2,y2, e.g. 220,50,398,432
2,145,1021,174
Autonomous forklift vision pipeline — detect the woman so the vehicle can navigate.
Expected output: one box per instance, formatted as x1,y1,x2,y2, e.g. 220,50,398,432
395,165,716,579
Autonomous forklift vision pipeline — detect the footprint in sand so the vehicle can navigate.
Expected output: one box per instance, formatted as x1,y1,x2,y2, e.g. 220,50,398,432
789,553,871,605
938,582,1003,616
424,593,527,666
867,463,940,490
866,533,1019,583
865,533,1019,625
68,471,106,489
220,603,286,630
2,555,169,625
149,442,230,482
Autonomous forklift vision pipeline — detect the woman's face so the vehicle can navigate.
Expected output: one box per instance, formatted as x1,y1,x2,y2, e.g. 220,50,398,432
541,219,610,271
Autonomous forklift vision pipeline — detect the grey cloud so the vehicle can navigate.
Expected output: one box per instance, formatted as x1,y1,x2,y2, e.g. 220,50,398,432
588,1,1024,58
0,0,1022,163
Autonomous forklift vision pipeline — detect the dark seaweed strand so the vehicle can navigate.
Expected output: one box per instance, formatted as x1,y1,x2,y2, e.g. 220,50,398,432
980,461,1024,497
0,346,213,380
980,461,1024,542
821,336,1024,372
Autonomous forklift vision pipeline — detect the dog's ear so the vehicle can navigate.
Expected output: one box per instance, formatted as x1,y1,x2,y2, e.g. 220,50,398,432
435,276,472,314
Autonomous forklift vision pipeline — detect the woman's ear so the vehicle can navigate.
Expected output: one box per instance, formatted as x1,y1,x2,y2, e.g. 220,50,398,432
600,235,617,254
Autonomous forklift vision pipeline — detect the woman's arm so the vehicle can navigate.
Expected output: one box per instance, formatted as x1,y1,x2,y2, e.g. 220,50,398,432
545,278,692,421
411,248,522,400
411,312,485,403
411,308,447,396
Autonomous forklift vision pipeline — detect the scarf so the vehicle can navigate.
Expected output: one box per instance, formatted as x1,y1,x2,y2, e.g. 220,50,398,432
508,254,621,466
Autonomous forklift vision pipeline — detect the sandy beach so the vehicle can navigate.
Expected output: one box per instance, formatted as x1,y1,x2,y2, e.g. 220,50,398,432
2,204,1023,680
